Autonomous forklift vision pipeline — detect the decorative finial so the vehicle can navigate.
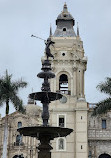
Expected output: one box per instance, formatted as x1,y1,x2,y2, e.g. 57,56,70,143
49,24,52,37
63,2,68,13
77,22,79,36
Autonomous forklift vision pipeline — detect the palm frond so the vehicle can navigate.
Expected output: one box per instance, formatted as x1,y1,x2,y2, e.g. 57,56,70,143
97,77,111,95
92,97,111,116
12,79,27,91
0,70,27,114
11,95,26,114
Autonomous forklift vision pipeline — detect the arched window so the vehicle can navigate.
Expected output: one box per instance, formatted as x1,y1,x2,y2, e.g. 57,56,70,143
102,119,106,129
16,135,22,142
99,154,111,158
63,28,66,31
59,74,68,94
14,134,23,146
57,137,66,151
18,122,22,128
16,135,22,145
88,151,92,158
58,138,64,150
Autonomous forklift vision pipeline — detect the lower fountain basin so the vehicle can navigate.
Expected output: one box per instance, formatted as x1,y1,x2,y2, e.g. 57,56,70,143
18,126,73,139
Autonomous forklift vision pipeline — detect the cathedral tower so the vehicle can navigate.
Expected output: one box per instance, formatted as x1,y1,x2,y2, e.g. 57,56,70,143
45,3,88,158
50,3,87,99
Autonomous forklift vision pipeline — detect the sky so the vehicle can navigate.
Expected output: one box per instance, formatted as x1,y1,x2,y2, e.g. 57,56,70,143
0,0,111,117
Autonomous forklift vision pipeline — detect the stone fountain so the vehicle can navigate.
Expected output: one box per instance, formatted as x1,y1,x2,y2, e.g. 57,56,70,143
18,37,73,158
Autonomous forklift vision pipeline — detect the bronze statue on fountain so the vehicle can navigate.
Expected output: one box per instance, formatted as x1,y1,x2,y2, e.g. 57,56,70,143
18,37,73,158
45,37,55,60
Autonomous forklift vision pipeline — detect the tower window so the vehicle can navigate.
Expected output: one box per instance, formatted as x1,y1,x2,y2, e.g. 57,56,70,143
57,114,66,127
59,74,68,94
18,122,22,128
63,28,66,31
59,116,64,127
102,119,106,129
63,14,67,17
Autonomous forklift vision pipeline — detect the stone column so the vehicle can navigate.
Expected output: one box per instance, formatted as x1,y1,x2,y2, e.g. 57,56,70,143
73,66,77,96
76,100,88,158
82,70,85,97
80,69,84,97
77,69,81,98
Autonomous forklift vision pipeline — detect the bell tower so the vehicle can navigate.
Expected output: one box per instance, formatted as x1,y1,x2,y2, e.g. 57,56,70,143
50,3,87,99
43,3,88,158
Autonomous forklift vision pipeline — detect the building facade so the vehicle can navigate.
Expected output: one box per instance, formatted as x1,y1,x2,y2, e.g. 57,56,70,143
0,3,111,158
0,103,42,158
88,108,111,158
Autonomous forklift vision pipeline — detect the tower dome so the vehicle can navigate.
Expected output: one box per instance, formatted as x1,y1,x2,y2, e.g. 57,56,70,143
26,103,41,116
54,3,76,37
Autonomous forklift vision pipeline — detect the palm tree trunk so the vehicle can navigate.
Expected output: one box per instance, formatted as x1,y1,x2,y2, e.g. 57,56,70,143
2,115,8,158
3,101,9,158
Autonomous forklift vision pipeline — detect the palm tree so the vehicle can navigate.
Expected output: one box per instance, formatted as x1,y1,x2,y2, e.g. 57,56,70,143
93,77,111,116
0,70,27,158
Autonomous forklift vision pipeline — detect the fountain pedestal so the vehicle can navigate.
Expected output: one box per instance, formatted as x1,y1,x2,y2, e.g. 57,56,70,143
38,133,52,158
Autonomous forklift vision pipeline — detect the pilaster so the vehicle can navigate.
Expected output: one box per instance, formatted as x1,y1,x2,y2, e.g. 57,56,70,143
75,100,88,158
